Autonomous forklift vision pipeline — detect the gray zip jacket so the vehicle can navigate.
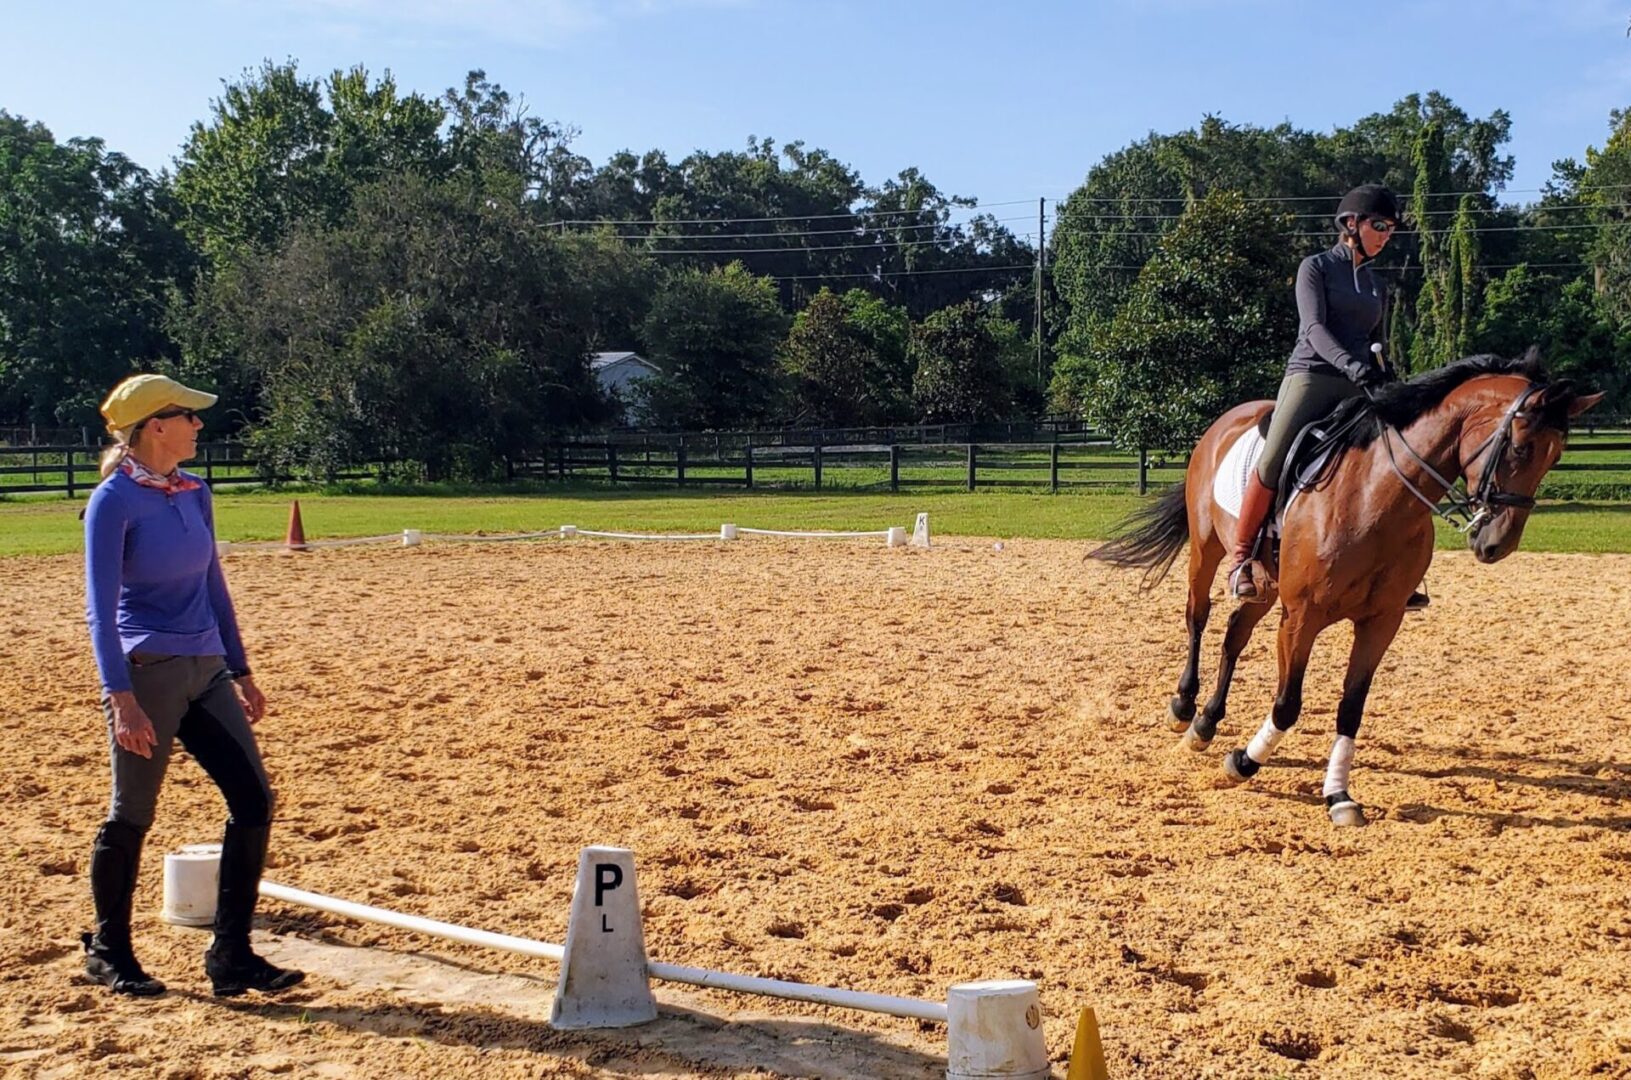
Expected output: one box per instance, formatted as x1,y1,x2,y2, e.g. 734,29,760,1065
1285,243,1386,385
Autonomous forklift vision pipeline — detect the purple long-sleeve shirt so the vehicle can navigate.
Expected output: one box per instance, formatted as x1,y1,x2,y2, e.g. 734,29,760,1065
84,470,248,694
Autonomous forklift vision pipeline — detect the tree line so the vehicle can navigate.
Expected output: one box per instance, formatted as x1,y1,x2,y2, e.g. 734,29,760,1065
2,62,1627,478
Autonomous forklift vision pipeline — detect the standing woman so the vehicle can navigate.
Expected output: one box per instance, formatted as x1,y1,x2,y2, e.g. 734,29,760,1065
81,374,303,998
1228,184,1426,609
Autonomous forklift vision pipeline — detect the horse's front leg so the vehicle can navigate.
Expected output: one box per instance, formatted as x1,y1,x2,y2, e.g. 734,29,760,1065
1223,609,1321,782
1323,611,1406,827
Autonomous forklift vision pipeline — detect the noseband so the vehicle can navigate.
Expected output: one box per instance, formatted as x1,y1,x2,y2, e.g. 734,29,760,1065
1379,384,1545,535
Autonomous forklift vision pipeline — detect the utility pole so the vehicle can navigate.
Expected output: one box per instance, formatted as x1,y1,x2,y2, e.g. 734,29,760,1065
1035,197,1046,393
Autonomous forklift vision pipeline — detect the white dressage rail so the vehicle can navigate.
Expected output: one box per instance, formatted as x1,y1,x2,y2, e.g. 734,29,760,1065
218,516,927,553
258,880,947,1022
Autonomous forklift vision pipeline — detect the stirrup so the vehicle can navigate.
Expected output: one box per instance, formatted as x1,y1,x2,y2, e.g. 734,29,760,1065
1227,560,1274,604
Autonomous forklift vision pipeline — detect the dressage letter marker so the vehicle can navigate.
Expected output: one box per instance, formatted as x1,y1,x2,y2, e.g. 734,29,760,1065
551,846,657,1028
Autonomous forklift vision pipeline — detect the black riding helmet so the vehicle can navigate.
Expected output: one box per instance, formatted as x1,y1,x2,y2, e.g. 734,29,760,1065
1335,184,1402,263
1335,184,1401,229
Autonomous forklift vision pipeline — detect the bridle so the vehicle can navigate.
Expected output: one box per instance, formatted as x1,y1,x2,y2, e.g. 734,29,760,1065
1378,384,1544,535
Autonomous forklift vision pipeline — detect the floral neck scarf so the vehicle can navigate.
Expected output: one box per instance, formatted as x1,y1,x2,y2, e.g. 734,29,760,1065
120,455,201,495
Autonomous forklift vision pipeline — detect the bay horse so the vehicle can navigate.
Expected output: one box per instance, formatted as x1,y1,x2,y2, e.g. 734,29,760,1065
1093,351,1602,826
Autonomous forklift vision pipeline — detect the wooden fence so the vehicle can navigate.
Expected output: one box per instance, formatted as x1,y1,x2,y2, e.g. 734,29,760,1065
0,443,373,496
7,429,1631,498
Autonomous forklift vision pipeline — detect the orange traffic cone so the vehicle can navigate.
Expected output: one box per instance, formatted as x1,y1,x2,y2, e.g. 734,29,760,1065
285,500,309,552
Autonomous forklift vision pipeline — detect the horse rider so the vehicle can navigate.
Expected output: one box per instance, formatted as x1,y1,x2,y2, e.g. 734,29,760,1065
1228,183,1428,611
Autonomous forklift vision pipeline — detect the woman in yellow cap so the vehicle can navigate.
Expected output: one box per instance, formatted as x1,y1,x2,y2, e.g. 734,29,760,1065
82,374,302,998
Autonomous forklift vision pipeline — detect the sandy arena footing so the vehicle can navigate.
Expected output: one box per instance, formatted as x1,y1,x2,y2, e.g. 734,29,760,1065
2,539,1628,1079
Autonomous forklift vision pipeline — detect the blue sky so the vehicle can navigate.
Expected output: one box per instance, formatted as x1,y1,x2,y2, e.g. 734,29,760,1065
3,0,1627,223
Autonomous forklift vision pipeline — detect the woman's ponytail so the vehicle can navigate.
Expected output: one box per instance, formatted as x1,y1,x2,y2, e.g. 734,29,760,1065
99,429,135,480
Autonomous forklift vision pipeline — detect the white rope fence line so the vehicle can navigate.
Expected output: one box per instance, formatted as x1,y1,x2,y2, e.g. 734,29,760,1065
417,529,563,544
567,527,720,541
217,515,931,554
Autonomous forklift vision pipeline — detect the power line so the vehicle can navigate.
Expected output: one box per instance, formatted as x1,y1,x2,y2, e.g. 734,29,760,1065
555,198,1038,228
1059,184,1631,204
1079,222,1631,239
770,264,1037,282
763,257,1596,284
1067,202,1614,222
610,214,1034,241
639,235,1038,256
627,221,1620,256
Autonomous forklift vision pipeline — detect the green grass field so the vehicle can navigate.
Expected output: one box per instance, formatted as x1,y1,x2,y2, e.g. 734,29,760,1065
4,482,1631,558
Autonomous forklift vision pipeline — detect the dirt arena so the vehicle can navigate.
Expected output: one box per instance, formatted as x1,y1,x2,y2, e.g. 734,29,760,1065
2,535,1629,1079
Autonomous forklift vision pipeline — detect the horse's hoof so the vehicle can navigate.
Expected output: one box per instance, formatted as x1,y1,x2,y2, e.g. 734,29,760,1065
1221,748,1258,784
1167,698,1195,733
1181,723,1213,752
1327,796,1367,828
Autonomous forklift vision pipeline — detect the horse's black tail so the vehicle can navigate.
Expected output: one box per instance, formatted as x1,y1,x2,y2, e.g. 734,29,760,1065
1089,480,1190,589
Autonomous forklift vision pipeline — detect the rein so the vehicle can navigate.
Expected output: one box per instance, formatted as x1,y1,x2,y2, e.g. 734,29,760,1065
1376,384,1544,534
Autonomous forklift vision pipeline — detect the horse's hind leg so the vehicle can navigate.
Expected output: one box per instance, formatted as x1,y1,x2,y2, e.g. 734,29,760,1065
1184,599,1274,750
1168,537,1223,733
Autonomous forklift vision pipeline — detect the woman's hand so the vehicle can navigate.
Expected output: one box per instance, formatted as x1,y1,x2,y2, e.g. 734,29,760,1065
235,675,267,724
109,691,158,759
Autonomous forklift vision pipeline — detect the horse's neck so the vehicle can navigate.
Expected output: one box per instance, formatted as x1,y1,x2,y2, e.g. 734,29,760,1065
1355,393,1471,511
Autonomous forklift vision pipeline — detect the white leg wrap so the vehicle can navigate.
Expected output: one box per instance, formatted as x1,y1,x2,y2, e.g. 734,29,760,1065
1324,735,1356,797
1245,715,1286,765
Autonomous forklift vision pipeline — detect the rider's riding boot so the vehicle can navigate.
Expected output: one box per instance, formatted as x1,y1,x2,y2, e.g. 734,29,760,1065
83,819,166,997
204,822,304,998
1228,474,1278,603
1406,586,1430,611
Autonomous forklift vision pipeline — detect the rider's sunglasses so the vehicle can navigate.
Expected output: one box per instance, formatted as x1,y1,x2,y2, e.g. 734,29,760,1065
142,407,199,426
1364,217,1398,235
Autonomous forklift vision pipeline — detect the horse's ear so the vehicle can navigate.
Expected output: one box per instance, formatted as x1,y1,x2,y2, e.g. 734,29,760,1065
1566,390,1606,419
1540,378,1575,400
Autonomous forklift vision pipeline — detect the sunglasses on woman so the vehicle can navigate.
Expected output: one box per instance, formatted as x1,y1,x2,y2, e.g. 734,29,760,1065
142,407,198,426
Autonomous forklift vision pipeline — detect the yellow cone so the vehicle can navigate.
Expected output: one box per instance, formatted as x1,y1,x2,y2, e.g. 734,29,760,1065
1065,1006,1108,1080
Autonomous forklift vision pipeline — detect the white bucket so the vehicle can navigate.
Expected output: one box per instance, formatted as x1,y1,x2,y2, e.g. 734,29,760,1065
161,846,221,927
560,525,578,537
886,526,907,547
946,980,1049,1080
402,529,423,547
720,523,739,540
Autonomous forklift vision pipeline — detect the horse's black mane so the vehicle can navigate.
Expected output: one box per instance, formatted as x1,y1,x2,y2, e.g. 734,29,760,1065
1321,349,1565,454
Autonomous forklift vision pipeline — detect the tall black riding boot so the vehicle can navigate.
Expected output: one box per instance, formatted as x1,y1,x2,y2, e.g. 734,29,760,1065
83,820,166,996
204,822,304,997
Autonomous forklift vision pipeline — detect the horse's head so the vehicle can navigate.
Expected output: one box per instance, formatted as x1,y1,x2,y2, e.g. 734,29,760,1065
1457,365,1604,563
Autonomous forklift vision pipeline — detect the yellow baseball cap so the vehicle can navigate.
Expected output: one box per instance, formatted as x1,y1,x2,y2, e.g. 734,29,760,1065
100,374,218,434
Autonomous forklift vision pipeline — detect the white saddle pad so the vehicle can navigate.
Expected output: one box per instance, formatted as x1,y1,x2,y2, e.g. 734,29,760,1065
1211,425,1333,535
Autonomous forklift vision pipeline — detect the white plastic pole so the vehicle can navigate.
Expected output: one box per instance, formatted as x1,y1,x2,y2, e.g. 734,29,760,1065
256,881,945,1022
645,961,948,1023
258,881,565,962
